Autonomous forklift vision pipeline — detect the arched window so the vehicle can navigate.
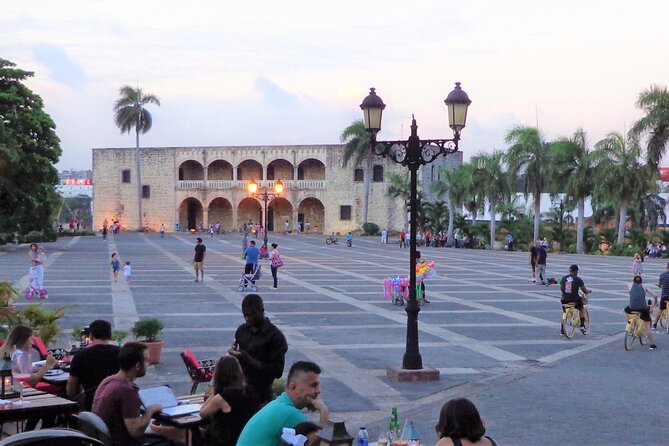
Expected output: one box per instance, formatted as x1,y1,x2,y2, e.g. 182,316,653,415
267,165,275,180
354,169,364,182
373,165,384,182
142,185,151,198
122,169,131,183
178,168,184,180
297,166,304,180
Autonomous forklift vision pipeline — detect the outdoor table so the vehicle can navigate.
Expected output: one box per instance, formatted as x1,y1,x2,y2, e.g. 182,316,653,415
40,371,69,386
0,387,78,425
151,393,206,445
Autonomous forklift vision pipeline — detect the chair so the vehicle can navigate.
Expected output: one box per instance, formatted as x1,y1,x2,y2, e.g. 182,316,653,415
71,412,112,446
31,337,68,361
73,386,99,412
180,349,215,394
0,428,104,446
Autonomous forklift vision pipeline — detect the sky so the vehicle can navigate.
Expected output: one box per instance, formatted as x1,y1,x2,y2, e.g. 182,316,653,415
3,0,669,170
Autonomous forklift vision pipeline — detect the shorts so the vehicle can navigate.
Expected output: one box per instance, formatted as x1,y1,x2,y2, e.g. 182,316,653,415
661,298,669,310
193,261,204,271
561,298,583,310
624,306,651,322
112,266,120,273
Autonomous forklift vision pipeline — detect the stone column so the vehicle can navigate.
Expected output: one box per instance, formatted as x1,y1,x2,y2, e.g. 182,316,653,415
232,206,238,232
203,208,209,229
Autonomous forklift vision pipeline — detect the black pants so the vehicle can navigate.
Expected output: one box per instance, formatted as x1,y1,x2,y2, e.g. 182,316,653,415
271,265,278,287
244,263,256,284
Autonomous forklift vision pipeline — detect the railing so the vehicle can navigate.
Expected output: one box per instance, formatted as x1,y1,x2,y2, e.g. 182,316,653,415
177,179,326,190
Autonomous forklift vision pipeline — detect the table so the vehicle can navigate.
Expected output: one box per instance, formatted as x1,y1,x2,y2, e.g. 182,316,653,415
151,393,206,446
40,371,69,386
0,387,78,425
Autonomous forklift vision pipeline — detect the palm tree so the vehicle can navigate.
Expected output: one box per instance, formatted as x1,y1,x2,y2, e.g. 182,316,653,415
340,120,373,224
549,128,599,254
386,171,410,230
504,125,550,242
470,151,510,249
432,165,468,246
630,85,669,169
593,132,646,245
113,85,160,231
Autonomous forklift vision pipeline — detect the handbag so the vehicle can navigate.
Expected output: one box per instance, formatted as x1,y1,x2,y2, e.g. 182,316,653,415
272,255,284,268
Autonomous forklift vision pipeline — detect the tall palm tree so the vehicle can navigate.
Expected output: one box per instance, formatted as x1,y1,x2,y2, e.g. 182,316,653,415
504,125,550,242
432,166,466,246
340,120,373,224
113,85,160,231
630,85,669,169
471,151,510,249
549,128,599,254
386,171,410,229
593,132,646,245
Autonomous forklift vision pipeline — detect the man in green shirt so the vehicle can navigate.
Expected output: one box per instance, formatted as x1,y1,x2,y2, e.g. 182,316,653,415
237,361,329,446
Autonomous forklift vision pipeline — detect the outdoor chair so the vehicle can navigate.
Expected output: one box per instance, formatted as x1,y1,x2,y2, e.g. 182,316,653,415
0,428,104,446
180,349,216,394
31,337,69,361
73,386,99,412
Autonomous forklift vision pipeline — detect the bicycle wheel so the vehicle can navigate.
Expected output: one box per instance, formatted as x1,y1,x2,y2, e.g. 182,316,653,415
562,308,577,339
624,320,637,351
582,307,590,333
326,238,333,245
660,309,669,329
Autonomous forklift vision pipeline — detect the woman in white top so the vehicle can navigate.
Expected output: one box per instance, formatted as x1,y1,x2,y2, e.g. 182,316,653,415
269,243,281,289
0,325,56,388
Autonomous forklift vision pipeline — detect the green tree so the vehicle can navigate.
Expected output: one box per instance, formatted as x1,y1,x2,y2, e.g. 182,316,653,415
0,58,61,234
386,171,410,229
630,85,669,169
432,165,468,246
113,85,160,231
340,120,373,224
471,151,510,249
504,125,550,242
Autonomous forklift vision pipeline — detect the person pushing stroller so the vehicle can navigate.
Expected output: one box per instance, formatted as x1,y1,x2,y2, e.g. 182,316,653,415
239,240,261,291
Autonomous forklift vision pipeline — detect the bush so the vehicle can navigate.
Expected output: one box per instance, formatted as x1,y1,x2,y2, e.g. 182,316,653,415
132,318,164,342
25,230,57,243
58,230,96,237
361,222,380,236
607,244,644,257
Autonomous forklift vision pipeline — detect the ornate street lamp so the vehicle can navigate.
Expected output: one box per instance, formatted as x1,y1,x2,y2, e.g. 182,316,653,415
247,179,285,248
360,83,471,377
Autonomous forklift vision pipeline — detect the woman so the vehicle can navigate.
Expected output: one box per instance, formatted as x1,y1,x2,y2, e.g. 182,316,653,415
28,244,45,292
199,355,260,446
269,243,281,289
0,325,57,388
435,398,497,446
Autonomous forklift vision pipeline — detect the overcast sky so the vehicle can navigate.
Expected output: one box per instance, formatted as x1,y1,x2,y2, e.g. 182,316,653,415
3,0,668,170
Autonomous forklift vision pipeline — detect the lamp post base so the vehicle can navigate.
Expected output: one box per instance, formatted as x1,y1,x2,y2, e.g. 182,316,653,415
386,365,440,383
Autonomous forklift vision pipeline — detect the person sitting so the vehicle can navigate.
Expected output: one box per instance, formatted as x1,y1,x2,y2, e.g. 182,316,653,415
92,342,181,446
625,275,657,350
199,355,260,446
67,319,120,410
0,325,57,389
435,398,497,446
237,361,329,446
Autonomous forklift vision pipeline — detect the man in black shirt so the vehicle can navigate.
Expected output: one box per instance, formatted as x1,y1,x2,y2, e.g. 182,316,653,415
229,294,287,404
560,264,591,335
193,237,206,282
67,319,120,410
653,262,669,328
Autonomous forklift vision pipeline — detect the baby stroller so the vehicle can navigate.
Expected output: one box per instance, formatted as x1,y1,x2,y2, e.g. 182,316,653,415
239,264,262,292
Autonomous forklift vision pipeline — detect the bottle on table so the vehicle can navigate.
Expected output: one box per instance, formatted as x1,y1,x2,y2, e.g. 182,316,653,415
389,407,401,443
357,426,369,446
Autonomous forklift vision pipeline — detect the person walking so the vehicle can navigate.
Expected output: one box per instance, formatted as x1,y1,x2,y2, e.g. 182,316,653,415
244,241,260,287
632,252,643,278
110,253,121,282
529,242,538,283
536,242,548,285
159,224,165,238
269,243,282,289
381,228,388,244
123,261,132,284
193,237,206,282
399,229,407,248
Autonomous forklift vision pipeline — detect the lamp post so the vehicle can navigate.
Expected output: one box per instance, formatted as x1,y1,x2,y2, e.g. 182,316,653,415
360,83,471,374
248,179,284,248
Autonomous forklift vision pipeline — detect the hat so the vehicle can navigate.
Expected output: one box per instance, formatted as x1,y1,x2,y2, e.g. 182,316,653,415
569,264,578,272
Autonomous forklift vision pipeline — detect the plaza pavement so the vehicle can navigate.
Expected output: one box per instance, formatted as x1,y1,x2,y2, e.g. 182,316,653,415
1,232,667,445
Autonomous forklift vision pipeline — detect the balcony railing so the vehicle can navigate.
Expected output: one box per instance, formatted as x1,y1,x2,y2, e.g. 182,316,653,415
177,179,326,190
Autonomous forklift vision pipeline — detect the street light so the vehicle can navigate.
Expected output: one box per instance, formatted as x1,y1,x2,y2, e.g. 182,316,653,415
360,83,471,376
247,179,284,248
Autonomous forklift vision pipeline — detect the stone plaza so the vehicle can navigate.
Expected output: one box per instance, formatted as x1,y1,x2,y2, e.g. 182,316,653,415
0,232,665,445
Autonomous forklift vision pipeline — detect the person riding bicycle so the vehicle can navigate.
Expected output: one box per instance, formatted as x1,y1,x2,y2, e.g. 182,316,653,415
652,262,669,329
346,232,353,247
625,275,657,350
560,264,591,335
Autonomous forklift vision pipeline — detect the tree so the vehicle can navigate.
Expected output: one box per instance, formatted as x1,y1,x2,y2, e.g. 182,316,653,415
471,151,510,249
549,128,599,254
386,171,410,230
504,125,550,243
432,165,468,246
630,85,669,169
0,58,61,234
113,85,160,231
340,120,373,224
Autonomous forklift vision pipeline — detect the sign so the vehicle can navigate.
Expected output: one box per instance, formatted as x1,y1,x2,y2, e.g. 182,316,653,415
63,178,92,185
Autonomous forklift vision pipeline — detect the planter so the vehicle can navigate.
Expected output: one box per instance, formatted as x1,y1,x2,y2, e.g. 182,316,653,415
143,341,164,365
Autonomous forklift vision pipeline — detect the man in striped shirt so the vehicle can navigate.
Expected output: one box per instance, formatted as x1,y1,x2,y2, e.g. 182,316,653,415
653,262,669,329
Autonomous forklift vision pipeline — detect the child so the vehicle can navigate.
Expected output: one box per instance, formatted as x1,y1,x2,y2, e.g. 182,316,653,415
346,232,353,247
123,261,132,284
110,253,121,282
416,251,431,303
632,252,643,277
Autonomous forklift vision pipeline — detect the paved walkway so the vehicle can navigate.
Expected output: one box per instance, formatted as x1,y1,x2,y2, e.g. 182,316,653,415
1,233,666,444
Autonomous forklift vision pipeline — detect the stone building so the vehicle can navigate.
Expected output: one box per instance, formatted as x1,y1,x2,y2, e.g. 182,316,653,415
92,144,418,234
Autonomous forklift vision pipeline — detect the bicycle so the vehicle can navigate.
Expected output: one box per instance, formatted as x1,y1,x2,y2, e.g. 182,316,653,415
325,235,339,245
656,306,669,333
624,311,650,350
561,301,590,339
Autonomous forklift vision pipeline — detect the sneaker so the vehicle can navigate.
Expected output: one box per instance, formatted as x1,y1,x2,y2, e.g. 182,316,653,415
423,299,430,303
194,279,199,282
652,323,658,330
541,282,548,286
532,278,536,283
580,326,588,335
649,344,658,350
272,286,278,289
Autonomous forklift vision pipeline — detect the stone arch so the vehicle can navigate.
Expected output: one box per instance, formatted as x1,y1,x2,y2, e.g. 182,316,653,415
178,160,204,180
238,197,262,230
297,158,325,180
237,159,263,180
207,197,233,232
178,197,203,231
268,197,293,232
297,197,325,233
267,158,294,180
207,160,233,180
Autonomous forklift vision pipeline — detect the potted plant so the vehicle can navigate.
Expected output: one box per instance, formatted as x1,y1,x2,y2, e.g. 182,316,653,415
112,329,128,347
15,303,69,347
132,319,164,364
0,281,19,327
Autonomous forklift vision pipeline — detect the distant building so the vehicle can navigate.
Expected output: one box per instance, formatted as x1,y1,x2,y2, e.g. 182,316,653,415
420,151,462,204
57,169,93,197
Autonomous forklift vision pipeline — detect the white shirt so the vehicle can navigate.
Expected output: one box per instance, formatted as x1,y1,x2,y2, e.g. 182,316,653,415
123,265,132,276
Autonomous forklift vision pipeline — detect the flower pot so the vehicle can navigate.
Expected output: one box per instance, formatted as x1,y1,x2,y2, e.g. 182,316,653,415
143,341,164,365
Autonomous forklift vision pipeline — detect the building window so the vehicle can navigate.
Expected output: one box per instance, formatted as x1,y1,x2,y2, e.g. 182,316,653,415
267,166,275,180
121,169,131,183
237,167,242,179
373,165,384,182
297,166,304,180
178,168,184,180
354,169,364,182
340,205,352,221
142,185,150,198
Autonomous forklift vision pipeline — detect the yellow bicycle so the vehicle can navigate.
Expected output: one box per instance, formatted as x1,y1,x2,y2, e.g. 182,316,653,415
624,311,650,350
656,306,669,333
561,302,590,339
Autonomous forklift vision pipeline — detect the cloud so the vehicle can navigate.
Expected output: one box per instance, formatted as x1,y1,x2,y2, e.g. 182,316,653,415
32,43,87,88
253,76,298,107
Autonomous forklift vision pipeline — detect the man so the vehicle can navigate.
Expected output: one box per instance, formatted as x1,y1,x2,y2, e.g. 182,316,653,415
399,229,406,248
159,224,165,238
653,262,669,329
381,228,388,244
237,361,329,446
67,320,120,410
193,237,206,282
92,342,178,446
560,264,591,335
244,240,260,285
507,232,514,251
625,275,657,350
536,242,548,285
529,242,538,283
230,294,287,403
